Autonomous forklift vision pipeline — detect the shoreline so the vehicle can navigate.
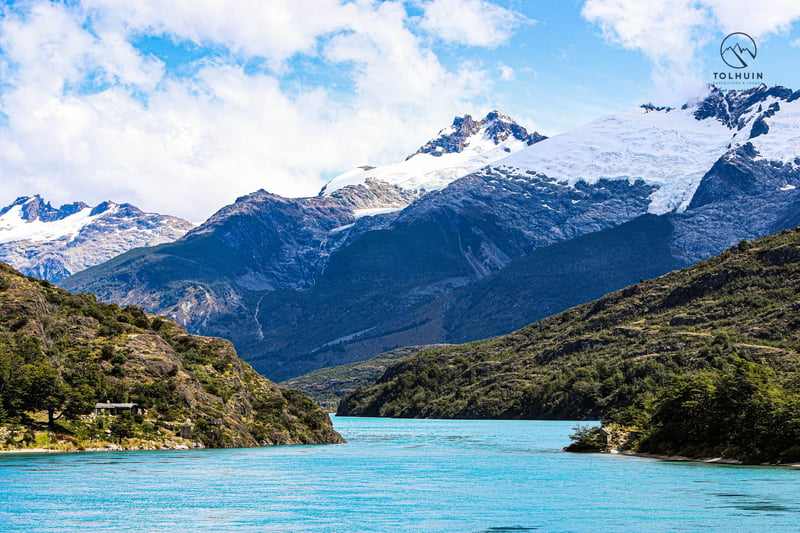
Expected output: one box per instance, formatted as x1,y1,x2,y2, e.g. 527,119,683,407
0,443,200,455
0,448,62,454
610,449,800,469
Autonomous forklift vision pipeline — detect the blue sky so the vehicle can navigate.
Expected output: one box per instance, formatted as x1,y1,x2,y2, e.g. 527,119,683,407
1,0,799,220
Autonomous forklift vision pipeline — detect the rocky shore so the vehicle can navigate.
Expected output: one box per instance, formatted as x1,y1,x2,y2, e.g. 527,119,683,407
564,426,800,468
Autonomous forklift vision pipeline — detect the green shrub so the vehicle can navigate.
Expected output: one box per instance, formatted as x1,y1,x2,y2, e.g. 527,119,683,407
109,414,136,442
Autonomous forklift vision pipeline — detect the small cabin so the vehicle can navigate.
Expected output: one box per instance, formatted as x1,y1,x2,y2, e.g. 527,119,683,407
94,402,139,416
597,427,612,445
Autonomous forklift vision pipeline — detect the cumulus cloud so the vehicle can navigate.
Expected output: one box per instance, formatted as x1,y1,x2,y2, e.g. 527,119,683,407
582,0,709,101
419,0,529,47
83,0,352,71
703,0,800,37
498,64,515,81
582,0,800,101
0,0,522,221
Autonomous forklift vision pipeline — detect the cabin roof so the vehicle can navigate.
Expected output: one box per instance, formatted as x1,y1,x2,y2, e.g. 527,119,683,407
94,402,138,409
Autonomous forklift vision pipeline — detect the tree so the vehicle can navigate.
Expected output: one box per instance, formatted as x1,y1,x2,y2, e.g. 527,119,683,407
22,362,66,427
61,349,107,418
0,345,26,420
637,361,800,463
109,413,136,442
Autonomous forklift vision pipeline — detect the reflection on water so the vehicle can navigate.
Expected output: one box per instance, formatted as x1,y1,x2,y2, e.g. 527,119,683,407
0,417,799,532
482,527,540,532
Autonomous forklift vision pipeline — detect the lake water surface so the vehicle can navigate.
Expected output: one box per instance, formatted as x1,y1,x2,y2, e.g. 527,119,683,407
1,416,799,531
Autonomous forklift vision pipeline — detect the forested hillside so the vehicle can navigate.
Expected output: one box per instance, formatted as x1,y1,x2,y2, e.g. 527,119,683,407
0,262,342,451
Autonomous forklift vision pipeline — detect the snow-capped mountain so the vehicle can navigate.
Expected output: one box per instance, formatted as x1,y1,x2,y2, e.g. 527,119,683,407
494,86,800,215
0,195,194,281
319,111,545,198
63,86,800,381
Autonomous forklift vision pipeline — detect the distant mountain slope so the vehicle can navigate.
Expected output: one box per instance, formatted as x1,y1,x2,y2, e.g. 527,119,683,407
0,261,342,451
281,345,447,411
0,195,193,282
337,226,800,424
62,86,800,381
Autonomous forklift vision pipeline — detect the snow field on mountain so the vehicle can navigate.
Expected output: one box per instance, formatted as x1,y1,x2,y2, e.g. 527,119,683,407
747,96,800,165
321,123,530,195
0,203,117,244
497,106,736,215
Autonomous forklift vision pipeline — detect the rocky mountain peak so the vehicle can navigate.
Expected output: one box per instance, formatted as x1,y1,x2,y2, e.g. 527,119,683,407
90,200,121,216
409,110,544,159
481,110,536,145
0,195,92,223
692,84,800,128
410,114,480,157
320,109,545,197
0,196,34,218
7,195,53,221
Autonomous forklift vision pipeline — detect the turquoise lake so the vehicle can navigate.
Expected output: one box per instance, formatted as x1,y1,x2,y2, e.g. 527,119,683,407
2,416,800,532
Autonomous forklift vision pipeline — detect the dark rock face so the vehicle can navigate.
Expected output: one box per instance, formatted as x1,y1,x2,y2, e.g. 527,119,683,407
693,85,799,128
420,114,479,156
526,131,547,145
482,110,535,144
687,143,799,209
327,178,421,210
750,117,769,138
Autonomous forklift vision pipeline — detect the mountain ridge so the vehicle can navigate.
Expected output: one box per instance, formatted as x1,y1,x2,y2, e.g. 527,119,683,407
62,85,800,381
319,110,545,197
336,225,800,422
0,195,194,282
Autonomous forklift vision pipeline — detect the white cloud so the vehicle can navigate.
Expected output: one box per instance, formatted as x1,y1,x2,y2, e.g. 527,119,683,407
0,2,163,94
498,64,515,81
582,0,800,102
0,0,505,221
83,0,353,71
420,0,529,47
582,0,709,101
702,0,800,37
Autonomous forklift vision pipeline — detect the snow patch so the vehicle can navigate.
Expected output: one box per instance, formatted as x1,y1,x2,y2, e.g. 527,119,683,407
329,222,355,234
353,207,403,219
318,327,375,349
0,204,118,244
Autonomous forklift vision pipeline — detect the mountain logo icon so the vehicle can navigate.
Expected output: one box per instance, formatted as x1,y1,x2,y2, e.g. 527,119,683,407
720,32,757,69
